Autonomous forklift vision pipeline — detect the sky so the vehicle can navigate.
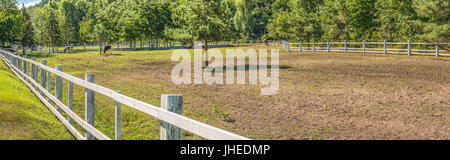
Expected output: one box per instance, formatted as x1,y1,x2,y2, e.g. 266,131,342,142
17,0,40,9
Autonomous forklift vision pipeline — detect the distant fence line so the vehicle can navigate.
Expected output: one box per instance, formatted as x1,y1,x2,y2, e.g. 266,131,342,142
0,48,250,140
17,39,274,54
281,40,449,57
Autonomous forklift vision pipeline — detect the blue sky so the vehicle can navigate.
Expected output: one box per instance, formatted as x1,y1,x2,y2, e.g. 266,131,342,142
18,0,39,3
17,0,40,8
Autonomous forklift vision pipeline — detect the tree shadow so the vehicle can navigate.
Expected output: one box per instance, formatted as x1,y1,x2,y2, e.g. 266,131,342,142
204,64,292,72
23,53,55,58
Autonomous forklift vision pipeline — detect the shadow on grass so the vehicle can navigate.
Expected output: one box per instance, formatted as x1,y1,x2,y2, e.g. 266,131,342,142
24,53,55,58
204,64,292,72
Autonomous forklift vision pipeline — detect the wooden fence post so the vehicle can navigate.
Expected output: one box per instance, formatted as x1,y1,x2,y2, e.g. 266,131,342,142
435,44,439,57
344,40,347,53
300,41,302,52
18,55,22,71
313,41,315,52
47,68,51,102
40,60,47,97
408,40,411,56
115,91,121,140
23,55,27,75
68,81,73,125
363,40,366,54
160,94,183,140
85,73,95,140
327,40,330,52
287,42,290,52
31,57,35,81
55,65,63,114
384,40,387,54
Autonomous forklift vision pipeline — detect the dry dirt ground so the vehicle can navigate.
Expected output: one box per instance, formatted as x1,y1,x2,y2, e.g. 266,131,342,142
35,45,449,139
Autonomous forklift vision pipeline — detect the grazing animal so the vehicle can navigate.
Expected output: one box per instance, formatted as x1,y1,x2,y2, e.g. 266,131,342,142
64,46,73,53
103,45,112,56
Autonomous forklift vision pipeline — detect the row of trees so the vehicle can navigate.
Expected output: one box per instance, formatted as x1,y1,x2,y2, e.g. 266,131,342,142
268,0,449,43
1,0,448,52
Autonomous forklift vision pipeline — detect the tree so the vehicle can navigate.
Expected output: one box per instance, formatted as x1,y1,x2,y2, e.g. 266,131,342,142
169,0,234,66
18,4,35,54
232,0,252,40
346,0,377,41
411,0,449,44
267,0,323,41
0,0,20,45
79,17,93,46
375,0,416,42
42,2,62,53
318,0,351,41
138,0,173,41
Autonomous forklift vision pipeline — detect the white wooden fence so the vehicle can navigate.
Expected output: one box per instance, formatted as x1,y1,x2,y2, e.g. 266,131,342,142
282,40,449,57
0,48,250,140
20,40,266,54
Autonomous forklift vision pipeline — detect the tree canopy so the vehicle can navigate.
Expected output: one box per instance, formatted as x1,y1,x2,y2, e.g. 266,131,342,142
0,0,448,49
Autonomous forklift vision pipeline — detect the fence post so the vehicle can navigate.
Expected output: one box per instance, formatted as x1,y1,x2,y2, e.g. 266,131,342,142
327,40,330,52
344,40,347,53
363,40,366,54
22,55,26,74
408,40,411,56
40,60,47,97
115,91,121,140
85,73,95,140
313,41,315,52
68,81,73,125
18,55,22,71
384,40,387,54
55,65,63,114
300,41,302,52
33,57,37,81
287,42,290,52
47,68,51,102
31,57,35,81
160,94,183,140
435,44,439,57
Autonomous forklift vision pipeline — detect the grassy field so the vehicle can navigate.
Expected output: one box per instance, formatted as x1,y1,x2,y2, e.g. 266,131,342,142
15,45,450,140
0,59,73,140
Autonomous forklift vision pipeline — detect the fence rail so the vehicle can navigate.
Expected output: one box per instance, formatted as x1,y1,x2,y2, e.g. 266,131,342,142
282,40,449,57
15,40,270,54
0,48,250,140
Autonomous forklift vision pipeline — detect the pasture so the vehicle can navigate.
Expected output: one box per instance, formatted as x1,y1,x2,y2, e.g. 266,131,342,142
26,45,450,140
0,61,73,139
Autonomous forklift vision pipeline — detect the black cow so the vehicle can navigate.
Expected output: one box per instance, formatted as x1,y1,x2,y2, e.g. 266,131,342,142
103,45,112,55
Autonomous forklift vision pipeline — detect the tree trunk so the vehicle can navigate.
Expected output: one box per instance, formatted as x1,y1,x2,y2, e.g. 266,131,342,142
99,43,102,55
204,40,209,67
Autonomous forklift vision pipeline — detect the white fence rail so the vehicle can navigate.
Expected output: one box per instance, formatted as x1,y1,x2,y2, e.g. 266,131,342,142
0,48,250,140
17,40,268,54
282,40,449,57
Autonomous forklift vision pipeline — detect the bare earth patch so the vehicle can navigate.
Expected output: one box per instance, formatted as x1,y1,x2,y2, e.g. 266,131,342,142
40,47,449,140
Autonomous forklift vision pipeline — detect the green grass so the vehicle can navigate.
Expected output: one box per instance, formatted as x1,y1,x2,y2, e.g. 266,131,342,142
0,60,74,140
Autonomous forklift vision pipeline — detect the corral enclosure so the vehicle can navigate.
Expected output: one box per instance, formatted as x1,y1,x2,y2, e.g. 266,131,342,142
21,45,450,139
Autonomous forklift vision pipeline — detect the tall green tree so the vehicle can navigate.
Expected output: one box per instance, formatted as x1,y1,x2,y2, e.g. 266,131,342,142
18,4,35,54
42,2,62,53
411,0,449,44
318,0,351,41
346,0,377,41
0,0,20,45
267,0,323,41
168,0,234,66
